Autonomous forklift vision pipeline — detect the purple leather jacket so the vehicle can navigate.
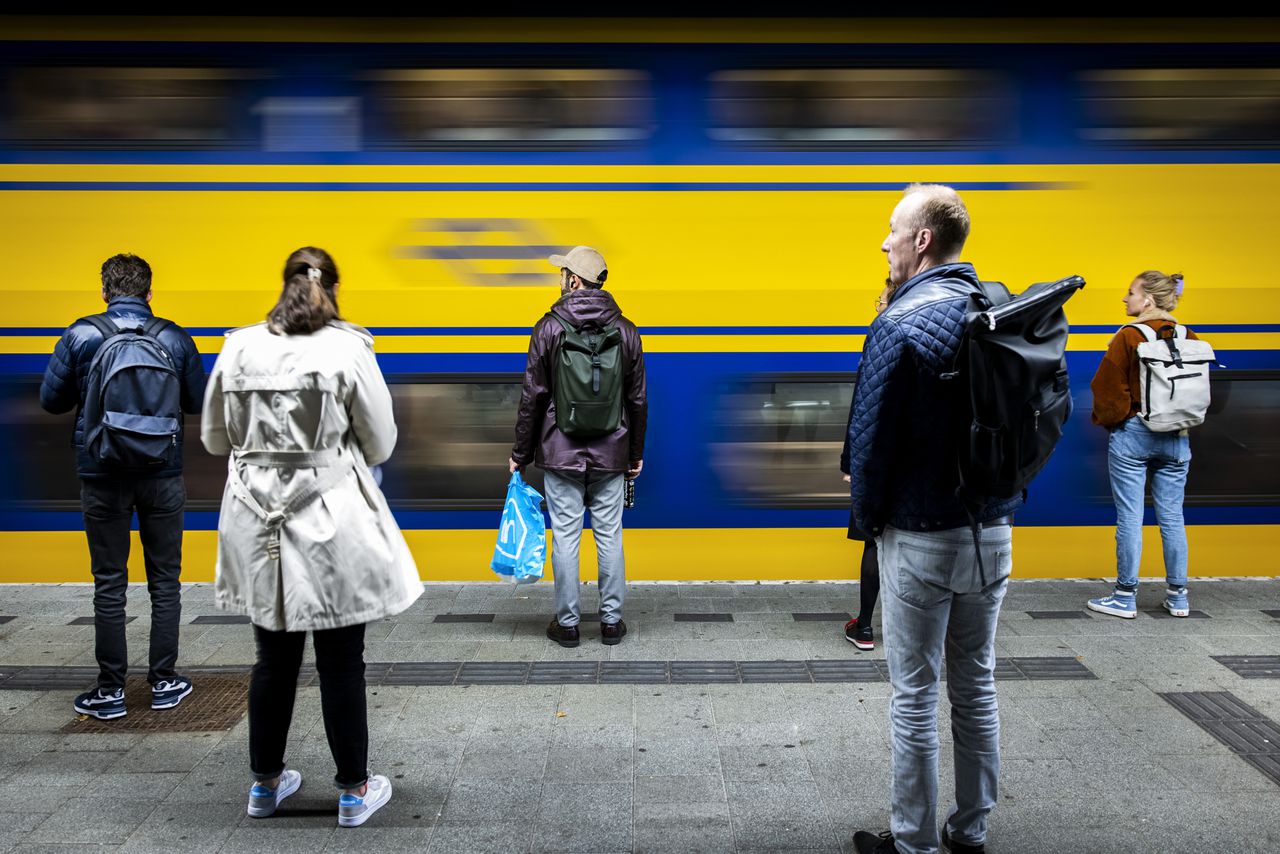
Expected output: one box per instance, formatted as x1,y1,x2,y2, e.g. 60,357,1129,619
511,289,647,473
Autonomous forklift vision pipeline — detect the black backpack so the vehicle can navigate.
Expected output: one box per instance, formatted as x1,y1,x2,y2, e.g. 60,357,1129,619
80,315,183,471
550,312,625,440
945,274,1086,507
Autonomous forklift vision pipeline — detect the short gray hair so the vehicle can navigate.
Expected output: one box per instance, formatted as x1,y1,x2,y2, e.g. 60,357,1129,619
903,183,970,259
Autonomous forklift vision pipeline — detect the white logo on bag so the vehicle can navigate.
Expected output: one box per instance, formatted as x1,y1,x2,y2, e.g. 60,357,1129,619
496,496,528,561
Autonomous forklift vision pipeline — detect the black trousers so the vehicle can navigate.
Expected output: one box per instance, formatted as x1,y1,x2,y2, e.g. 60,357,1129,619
80,476,185,689
249,622,369,790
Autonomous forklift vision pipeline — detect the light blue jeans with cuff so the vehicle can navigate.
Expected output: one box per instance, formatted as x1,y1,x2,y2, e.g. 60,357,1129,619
879,523,1012,854
1108,417,1191,590
544,469,626,627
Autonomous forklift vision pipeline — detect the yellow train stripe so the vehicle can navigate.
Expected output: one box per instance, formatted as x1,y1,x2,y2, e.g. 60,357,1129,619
3,17,1279,45
2,525,1274,584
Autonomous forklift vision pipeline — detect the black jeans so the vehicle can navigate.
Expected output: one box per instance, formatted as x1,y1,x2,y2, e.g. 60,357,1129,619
249,622,369,790
80,476,185,689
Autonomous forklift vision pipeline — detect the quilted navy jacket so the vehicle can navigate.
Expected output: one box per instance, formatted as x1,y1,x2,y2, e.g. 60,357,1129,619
847,262,1022,536
39,296,206,479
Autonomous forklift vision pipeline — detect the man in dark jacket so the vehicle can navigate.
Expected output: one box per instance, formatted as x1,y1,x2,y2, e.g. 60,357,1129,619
849,187,1019,854
509,246,646,648
40,254,206,719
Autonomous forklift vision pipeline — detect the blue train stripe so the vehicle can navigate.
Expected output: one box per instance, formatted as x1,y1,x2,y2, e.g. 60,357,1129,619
0,180,1073,192
5,151,1280,167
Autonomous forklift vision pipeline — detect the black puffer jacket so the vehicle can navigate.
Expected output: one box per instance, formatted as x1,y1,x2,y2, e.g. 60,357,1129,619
39,296,206,479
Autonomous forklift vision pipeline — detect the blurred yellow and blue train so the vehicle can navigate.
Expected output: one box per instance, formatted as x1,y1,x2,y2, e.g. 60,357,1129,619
1,16,1277,582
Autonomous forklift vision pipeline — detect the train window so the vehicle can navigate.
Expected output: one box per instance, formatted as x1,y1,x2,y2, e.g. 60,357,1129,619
368,69,652,149
1185,371,1280,505
378,377,542,508
1079,68,1280,148
710,375,854,508
5,67,254,150
708,69,1013,149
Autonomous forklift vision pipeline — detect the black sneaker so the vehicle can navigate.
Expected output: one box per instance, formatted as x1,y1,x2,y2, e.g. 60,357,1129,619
601,620,627,646
844,617,874,651
942,826,986,853
853,830,899,853
73,686,126,720
546,618,580,648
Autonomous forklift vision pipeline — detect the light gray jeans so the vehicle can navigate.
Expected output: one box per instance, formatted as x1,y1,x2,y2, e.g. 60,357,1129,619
879,523,1012,854
543,469,626,626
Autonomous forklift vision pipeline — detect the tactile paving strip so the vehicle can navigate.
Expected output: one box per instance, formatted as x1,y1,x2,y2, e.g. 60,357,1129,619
0,616,15,625
1026,611,1092,620
190,615,250,625
792,613,853,622
68,616,135,626
673,613,734,622
62,674,248,733
433,613,495,623
1213,656,1280,679
1160,691,1280,786
0,656,1096,689
1262,610,1280,620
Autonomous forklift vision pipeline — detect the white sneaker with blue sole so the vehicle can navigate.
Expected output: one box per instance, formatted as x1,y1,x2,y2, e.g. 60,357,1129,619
247,768,302,818
338,774,392,828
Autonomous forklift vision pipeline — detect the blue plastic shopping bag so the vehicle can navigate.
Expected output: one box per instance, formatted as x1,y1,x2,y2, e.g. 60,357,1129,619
491,471,547,582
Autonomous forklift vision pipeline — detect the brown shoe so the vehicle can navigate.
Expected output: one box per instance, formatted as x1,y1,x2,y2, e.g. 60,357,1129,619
601,620,627,646
546,619,580,648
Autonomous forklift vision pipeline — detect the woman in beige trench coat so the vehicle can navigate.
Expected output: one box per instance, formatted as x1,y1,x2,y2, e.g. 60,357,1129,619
201,246,421,828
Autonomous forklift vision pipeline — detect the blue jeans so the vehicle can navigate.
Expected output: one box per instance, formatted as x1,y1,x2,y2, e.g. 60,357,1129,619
1108,417,1190,590
544,469,626,626
879,524,1012,854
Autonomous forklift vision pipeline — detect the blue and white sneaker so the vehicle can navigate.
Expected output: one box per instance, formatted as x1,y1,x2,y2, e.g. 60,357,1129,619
1163,587,1191,618
247,768,302,818
1087,588,1137,619
73,686,126,720
338,774,392,828
151,676,193,710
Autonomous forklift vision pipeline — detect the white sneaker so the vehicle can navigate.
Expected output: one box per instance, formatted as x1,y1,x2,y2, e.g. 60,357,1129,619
247,768,302,818
338,774,392,828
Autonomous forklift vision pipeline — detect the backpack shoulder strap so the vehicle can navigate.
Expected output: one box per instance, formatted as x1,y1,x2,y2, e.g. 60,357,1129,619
81,314,120,343
142,316,173,338
549,312,575,335
1124,323,1157,342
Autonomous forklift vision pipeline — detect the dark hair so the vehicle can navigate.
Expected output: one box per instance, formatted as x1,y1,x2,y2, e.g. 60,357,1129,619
101,254,152,300
267,247,340,335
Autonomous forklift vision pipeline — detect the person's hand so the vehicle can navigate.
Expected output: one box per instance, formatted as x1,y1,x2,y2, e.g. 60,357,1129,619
627,459,643,479
509,457,521,474
842,473,851,484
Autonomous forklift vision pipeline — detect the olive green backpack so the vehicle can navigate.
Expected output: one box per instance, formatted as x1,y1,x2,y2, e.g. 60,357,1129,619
549,312,625,439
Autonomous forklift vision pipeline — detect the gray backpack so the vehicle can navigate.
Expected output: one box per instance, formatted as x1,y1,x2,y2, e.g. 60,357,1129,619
1127,323,1216,432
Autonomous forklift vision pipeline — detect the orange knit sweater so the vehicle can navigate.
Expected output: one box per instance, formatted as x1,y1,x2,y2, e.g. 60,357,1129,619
1090,315,1201,429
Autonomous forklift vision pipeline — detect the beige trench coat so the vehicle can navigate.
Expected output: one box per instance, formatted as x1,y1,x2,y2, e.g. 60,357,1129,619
201,320,422,631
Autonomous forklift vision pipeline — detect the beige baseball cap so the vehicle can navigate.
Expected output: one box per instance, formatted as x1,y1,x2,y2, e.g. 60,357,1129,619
548,245,608,285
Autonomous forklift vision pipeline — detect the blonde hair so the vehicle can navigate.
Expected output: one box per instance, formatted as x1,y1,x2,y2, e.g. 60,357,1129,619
903,183,970,258
1134,270,1183,312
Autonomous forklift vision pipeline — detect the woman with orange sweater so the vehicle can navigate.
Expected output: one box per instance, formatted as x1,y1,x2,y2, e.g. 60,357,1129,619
1086,270,1199,619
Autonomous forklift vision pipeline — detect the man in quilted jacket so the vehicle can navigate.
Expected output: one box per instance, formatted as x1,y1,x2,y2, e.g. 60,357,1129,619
849,186,1020,854
40,254,205,720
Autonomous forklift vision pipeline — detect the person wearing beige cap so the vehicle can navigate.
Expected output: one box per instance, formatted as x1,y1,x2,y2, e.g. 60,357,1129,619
508,246,647,647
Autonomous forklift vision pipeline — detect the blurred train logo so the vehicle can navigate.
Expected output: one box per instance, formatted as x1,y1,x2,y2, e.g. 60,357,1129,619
402,218,600,287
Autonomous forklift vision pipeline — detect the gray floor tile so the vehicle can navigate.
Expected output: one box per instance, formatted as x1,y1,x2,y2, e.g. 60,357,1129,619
118,801,244,853
219,827,337,853
425,821,534,854
634,801,733,854
441,778,542,822
727,781,839,850
634,774,727,804
533,781,631,853
543,746,633,781
26,797,157,844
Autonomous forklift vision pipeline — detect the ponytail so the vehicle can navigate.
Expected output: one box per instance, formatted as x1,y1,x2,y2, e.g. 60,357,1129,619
267,247,340,335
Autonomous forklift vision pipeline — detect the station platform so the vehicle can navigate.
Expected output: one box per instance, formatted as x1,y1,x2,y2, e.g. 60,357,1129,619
1,578,1278,852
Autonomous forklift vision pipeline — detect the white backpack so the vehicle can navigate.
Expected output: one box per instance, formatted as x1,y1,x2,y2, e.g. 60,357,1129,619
1127,323,1216,432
